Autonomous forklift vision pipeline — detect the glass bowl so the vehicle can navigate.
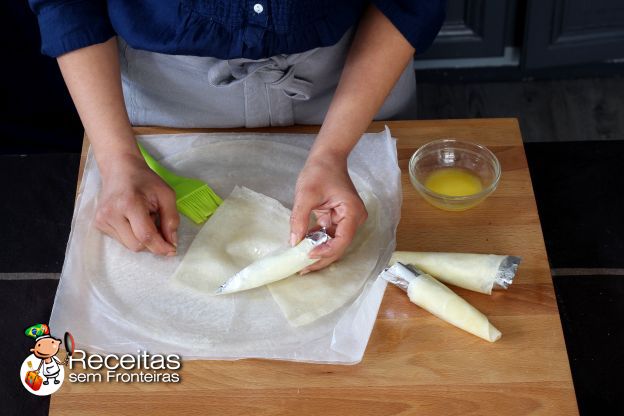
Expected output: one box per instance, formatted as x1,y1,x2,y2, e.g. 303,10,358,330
408,139,501,211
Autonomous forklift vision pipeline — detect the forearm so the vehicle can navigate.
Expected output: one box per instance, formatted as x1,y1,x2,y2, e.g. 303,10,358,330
309,5,415,163
57,38,140,177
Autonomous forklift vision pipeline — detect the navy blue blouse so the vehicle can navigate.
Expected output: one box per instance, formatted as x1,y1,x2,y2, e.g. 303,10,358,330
29,1,445,59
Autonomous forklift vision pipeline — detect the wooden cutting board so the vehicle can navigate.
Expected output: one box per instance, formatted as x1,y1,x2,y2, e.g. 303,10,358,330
54,118,577,415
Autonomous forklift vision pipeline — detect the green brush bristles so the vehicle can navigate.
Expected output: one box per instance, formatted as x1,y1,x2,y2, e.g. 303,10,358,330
176,185,223,224
138,143,223,224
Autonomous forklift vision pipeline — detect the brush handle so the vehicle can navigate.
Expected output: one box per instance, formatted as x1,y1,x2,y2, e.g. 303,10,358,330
137,142,184,187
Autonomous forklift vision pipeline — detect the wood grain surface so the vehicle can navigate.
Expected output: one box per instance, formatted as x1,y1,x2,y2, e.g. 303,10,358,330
52,119,577,415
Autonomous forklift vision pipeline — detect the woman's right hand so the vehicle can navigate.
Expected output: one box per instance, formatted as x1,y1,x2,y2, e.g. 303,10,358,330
56,40,178,255
95,154,179,256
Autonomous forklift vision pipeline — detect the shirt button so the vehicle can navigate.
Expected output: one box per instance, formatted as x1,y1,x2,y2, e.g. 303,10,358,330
253,3,264,13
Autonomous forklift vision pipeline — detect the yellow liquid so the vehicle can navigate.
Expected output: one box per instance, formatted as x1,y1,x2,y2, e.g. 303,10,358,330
424,167,483,196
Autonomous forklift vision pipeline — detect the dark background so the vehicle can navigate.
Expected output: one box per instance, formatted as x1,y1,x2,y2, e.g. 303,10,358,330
2,1,624,415
1,2,83,154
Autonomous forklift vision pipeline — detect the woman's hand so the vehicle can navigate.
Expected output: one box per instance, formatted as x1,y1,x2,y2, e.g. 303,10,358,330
57,40,180,255
287,5,414,272
95,154,179,256
290,154,368,273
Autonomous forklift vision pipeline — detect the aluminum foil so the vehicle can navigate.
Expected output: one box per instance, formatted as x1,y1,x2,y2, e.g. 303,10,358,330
379,262,427,292
493,256,522,290
305,228,331,246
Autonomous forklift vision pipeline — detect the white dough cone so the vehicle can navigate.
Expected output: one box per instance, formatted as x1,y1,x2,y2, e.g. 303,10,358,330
382,263,501,342
217,232,327,295
390,251,515,294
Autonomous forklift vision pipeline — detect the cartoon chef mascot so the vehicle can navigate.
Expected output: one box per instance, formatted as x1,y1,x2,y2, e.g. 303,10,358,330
25,324,64,385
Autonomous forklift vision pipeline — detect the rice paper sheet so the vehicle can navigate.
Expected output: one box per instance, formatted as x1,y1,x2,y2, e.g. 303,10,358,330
50,129,400,363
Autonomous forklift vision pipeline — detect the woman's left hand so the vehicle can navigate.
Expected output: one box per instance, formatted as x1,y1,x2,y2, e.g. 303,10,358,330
290,154,368,273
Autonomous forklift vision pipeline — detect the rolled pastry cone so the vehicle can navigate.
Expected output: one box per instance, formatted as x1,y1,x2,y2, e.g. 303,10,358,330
217,230,329,295
389,251,521,295
381,263,502,342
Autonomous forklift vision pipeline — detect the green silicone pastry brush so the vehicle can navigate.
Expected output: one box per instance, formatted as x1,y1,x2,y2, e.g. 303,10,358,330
138,143,222,224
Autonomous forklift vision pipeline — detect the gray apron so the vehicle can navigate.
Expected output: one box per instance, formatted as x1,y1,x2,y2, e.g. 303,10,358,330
119,29,416,128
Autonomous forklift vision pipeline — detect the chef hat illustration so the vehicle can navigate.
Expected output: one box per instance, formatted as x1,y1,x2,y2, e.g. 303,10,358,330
25,323,51,341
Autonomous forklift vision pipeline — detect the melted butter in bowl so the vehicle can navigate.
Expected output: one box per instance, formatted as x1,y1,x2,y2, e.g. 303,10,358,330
424,167,484,197
409,140,501,211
